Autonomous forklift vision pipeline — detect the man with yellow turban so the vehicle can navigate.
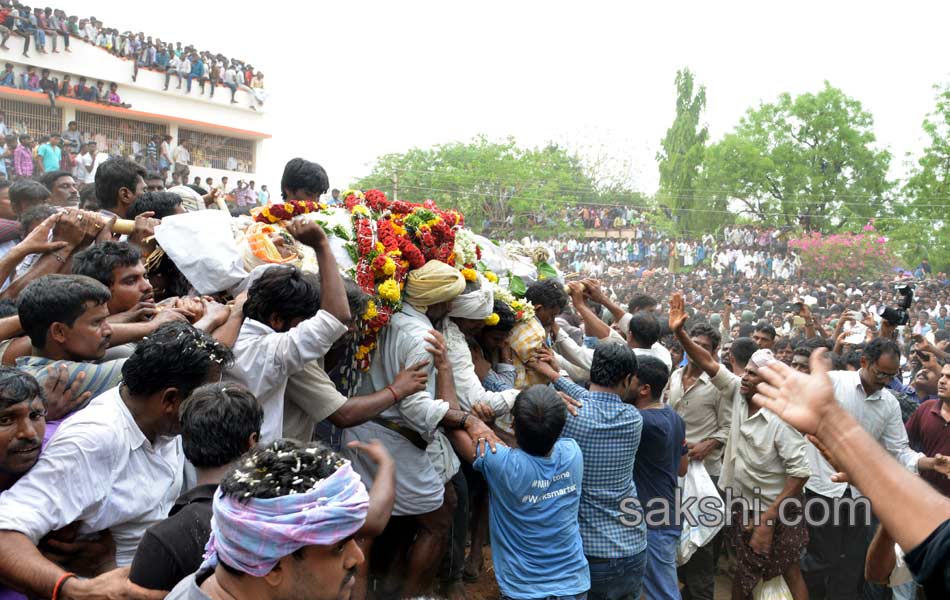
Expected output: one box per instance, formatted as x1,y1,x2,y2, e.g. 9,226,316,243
342,260,498,597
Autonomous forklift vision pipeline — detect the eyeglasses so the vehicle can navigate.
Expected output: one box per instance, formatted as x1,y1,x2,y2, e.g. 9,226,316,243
868,363,899,381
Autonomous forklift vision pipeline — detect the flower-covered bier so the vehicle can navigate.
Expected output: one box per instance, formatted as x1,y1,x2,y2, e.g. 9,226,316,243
253,200,327,224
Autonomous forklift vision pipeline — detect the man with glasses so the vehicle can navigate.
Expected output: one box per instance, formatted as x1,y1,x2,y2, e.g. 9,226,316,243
800,337,947,600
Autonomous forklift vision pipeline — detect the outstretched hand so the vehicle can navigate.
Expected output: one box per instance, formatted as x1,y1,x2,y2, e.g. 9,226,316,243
669,292,688,333
752,349,836,436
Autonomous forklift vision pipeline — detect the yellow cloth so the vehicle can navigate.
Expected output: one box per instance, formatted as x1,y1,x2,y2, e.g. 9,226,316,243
404,260,465,312
509,318,549,389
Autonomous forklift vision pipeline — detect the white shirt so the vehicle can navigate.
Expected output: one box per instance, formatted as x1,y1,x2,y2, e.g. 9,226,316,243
226,309,347,443
0,387,183,565
804,370,923,498
615,312,674,371
443,320,518,415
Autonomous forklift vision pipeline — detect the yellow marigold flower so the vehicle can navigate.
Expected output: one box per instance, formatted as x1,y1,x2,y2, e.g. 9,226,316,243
461,268,477,282
485,271,499,283
351,204,370,217
283,203,295,214
378,278,401,303
392,223,407,236
383,257,396,276
375,242,385,253
388,249,402,257
484,313,500,326
362,300,378,321
426,217,441,226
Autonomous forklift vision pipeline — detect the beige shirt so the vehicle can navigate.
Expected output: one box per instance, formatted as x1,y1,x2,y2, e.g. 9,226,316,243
718,368,811,504
282,359,348,442
666,365,735,476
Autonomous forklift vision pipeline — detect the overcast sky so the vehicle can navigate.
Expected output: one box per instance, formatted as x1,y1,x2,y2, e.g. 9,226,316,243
54,0,950,195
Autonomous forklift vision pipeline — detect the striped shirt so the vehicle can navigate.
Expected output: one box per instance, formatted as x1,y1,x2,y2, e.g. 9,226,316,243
15,356,125,441
555,377,647,558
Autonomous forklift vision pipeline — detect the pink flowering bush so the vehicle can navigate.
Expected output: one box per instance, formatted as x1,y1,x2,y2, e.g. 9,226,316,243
789,228,894,279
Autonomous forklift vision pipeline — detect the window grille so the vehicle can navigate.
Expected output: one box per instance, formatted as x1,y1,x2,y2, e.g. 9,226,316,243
0,97,62,139
75,111,168,162
179,128,254,173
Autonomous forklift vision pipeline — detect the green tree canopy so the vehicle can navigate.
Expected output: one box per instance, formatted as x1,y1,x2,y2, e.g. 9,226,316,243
891,84,950,271
656,68,711,236
354,135,616,233
702,82,892,231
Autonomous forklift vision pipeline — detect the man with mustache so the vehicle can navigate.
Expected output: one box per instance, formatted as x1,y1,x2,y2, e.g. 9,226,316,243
164,439,375,600
0,368,46,600
0,321,232,599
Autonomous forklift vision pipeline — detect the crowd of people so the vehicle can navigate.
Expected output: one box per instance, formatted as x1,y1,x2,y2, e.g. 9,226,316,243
0,0,266,108
0,154,945,600
0,115,265,208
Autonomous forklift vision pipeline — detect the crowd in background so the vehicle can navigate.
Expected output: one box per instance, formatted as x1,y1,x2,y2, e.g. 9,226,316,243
0,155,945,600
0,0,265,108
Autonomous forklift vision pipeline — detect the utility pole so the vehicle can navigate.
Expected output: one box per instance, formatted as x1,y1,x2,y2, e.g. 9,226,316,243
392,168,399,201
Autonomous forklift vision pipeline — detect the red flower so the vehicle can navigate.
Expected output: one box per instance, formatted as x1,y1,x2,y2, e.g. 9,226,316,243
475,245,482,260
344,195,360,211
390,200,415,215
365,189,390,212
398,237,426,269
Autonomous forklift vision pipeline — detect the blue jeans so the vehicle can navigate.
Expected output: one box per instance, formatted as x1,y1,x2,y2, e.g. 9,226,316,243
586,550,646,600
502,595,587,600
644,528,680,600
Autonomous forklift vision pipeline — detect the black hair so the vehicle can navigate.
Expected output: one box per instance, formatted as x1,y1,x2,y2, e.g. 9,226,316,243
186,183,208,196
17,275,111,348
9,180,51,214
243,266,320,326
79,183,98,211
343,277,368,320
754,324,777,340
511,385,566,457
738,324,755,338
792,346,812,360
221,439,343,500
38,170,73,191
279,158,329,201
628,312,661,348
730,337,758,368
180,382,263,468
635,355,669,401
0,367,44,410
144,171,163,181
94,157,145,210
18,204,56,229
843,350,863,370
935,330,949,344
0,299,18,318
688,322,721,351
524,279,568,312
864,337,901,364
127,191,182,220
628,294,657,313
72,241,142,287
122,321,233,399
485,300,516,333
589,343,638,387
773,338,792,351
828,351,847,371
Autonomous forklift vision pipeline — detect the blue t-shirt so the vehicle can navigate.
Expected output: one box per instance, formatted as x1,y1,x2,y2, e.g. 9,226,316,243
37,143,61,173
633,405,687,530
474,439,589,599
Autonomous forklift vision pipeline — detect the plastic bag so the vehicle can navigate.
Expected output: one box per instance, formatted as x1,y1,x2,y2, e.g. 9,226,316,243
154,211,246,295
752,575,793,600
676,460,724,566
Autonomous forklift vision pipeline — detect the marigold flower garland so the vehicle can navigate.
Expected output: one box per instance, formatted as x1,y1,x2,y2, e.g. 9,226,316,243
253,200,327,224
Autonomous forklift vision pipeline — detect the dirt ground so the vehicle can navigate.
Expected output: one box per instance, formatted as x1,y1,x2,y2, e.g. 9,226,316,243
460,550,733,600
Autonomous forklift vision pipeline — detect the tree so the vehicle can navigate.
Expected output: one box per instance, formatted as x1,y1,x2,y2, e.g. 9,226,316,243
656,68,709,236
892,83,950,272
702,82,892,231
354,136,604,234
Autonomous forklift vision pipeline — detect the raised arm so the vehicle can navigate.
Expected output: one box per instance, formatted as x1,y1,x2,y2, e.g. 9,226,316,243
287,220,350,323
568,282,611,340
669,293,720,378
